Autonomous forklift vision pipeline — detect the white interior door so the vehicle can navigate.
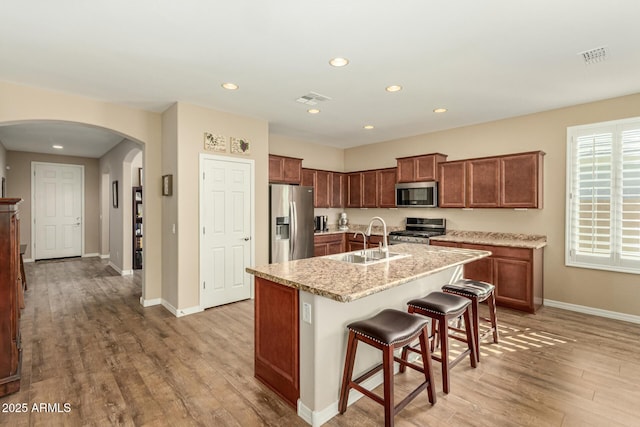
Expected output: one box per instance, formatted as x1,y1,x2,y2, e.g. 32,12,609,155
200,156,253,309
33,162,83,260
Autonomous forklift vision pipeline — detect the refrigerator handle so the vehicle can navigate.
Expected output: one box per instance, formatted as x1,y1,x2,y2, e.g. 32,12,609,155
290,201,297,257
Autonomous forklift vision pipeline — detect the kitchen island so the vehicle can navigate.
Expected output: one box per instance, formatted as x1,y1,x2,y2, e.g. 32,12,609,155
246,243,491,427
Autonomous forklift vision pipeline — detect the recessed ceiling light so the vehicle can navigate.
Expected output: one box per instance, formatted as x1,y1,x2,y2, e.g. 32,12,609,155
52,145,64,149
329,57,349,67
385,85,402,93
221,82,239,90
433,108,448,113
363,125,374,130
307,109,320,114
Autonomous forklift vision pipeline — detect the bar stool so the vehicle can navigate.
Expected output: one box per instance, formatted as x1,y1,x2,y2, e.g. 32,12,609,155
402,292,477,394
339,309,436,427
442,279,499,361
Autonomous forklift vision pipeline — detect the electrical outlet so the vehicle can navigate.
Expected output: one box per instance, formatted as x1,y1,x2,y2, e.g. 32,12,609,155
302,303,312,324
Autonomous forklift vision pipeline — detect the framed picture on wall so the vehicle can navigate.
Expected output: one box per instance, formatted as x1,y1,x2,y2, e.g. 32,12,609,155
112,180,119,208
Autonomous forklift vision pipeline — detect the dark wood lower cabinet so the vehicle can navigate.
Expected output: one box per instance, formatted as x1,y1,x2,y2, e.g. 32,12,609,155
254,277,299,408
314,233,345,256
431,240,543,313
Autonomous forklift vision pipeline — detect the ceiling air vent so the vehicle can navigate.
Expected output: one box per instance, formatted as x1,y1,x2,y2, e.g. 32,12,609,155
579,46,608,65
295,91,332,106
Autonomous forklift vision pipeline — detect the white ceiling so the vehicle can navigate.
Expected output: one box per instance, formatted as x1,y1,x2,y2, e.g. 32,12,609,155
1,0,640,156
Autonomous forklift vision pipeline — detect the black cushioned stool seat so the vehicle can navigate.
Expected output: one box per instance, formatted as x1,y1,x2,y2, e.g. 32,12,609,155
339,309,436,427
402,291,477,394
442,279,499,361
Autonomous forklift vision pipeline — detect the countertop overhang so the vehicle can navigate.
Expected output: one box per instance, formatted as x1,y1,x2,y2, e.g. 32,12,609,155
246,243,491,303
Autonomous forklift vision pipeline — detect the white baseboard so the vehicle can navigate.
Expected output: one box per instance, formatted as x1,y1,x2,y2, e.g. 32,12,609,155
545,299,640,325
82,252,99,258
159,300,203,318
100,254,110,259
24,258,34,263
107,261,133,276
140,297,162,307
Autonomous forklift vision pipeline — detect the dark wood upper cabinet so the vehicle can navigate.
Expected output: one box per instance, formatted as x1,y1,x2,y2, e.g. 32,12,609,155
361,170,379,208
468,157,500,208
439,151,544,209
396,153,448,183
377,168,397,208
315,170,331,208
438,161,467,208
330,173,345,208
501,152,544,208
346,172,363,208
301,168,315,187
269,155,302,184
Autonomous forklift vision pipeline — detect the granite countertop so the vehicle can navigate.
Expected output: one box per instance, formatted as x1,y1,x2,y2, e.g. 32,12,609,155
246,243,491,303
429,230,547,249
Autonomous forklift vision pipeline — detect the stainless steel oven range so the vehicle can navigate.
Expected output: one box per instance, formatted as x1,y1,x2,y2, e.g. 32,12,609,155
388,217,446,245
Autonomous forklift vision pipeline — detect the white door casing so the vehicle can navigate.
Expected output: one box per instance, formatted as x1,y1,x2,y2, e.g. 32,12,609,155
200,154,254,309
32,162,84,260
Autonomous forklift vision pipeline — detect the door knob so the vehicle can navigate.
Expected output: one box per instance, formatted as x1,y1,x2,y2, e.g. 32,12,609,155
243,237,251,241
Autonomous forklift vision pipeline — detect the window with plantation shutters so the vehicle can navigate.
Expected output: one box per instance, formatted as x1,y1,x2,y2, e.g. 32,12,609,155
566,117,640,274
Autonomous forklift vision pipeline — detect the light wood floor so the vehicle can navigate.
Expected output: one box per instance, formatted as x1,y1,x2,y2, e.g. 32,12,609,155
2,257,640,426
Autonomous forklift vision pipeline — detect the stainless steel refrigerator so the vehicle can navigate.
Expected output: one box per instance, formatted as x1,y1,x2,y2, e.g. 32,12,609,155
269,184,314,263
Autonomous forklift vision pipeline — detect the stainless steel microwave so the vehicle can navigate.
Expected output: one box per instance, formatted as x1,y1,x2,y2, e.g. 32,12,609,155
395,182,438,207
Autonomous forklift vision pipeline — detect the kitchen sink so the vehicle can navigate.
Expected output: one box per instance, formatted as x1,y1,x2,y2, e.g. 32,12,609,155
326,249,410,265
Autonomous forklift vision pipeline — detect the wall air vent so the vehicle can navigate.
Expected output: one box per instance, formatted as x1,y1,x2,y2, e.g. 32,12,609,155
295,91,332,106
579,46,608,65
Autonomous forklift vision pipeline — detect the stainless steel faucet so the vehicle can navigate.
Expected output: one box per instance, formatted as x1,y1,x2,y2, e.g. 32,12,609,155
366,216,388,253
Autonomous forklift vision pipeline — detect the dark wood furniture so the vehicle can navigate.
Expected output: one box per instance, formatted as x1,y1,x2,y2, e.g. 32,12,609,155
339,309,435,427
269,155,303,184
314,233,345,256
346,172,362,208
396,153,448,183
0,198,23,397
438,151,544,209
442,279,499,361
346,168,396,208
132,186,143,270
330,172,345,208
404,291,477,394
430,240,544,313
254,277,299,408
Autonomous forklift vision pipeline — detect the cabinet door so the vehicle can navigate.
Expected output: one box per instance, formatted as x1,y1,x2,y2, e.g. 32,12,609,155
330,173,345,208
415,155,439,181
501,152,542,208
468,157,500,208
301,168,315,187
362,171,379,208
396,158,415,183
377,168,396,208
314,243,328,257
269,155,284,182
315,170,331,208
327,239,345,255
282,157,302,184
347,173,363,208
493,257,532,311
438,161,467,208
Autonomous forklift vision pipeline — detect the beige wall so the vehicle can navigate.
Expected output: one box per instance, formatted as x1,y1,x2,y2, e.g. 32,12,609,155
161,104,179,308
5,151,100,259
0,81,163,303
0,141,6,187
169,102,269,312
270,134,345,171
344,93,640,316
100,139,143,273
